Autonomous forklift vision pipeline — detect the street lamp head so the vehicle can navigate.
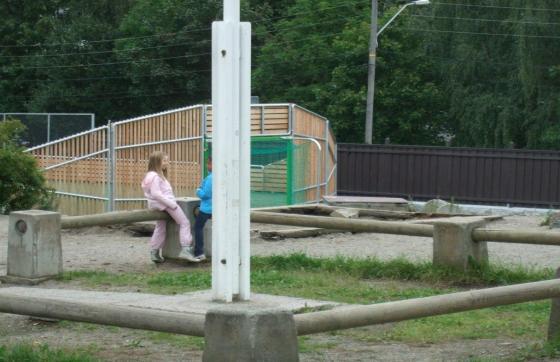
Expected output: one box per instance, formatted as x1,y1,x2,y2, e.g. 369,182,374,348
412,0,430,5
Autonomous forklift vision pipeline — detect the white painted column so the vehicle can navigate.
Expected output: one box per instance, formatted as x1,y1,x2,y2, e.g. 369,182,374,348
211,0,251,302
238,22,251,301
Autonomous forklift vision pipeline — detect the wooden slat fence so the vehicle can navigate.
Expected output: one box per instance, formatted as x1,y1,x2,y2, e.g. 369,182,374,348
337,143,560,207
28,104,336,215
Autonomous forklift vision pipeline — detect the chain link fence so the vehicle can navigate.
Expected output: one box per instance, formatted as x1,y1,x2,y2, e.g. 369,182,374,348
1,113,95,147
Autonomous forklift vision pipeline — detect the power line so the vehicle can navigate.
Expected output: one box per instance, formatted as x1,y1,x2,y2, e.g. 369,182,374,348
0,39,211,59
402,27,560,40
0,12,366,61
433,2,560,13
0,0,368,50
6,52,210,70
2,28,359,72
0,27,212,50
6,48,366,83
411,14,560,27
7,62,370,102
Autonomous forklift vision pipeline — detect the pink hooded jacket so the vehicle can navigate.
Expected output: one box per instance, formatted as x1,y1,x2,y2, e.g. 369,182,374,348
141,171,178,211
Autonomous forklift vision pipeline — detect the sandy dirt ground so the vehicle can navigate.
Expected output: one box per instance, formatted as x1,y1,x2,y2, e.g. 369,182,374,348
0,213,558,361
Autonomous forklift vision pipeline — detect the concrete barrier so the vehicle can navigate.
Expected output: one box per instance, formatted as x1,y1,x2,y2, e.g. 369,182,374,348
204,308,299,362
2,210,62,285
163,198,212,259
432,218,489,271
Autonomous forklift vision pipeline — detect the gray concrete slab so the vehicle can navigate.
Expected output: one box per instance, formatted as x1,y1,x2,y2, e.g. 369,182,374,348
0,287,338,315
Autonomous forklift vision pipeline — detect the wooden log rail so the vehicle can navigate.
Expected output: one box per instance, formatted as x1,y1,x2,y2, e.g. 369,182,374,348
0,278,557,338
0,292,205,337
61,209,169,229
60,209,560,246
295,278,560,335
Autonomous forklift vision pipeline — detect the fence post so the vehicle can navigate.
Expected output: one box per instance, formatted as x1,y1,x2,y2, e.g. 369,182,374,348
47,114,51,142
203,308,299,362
324,120,329,196
1,210,62,285
432,219,489,271
201,105,207,179
106,122,116,212
548,268,560,341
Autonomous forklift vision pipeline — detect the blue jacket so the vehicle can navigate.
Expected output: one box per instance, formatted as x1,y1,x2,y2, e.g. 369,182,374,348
196,173,212,214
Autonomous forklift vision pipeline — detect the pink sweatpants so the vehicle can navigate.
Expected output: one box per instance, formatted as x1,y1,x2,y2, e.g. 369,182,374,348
150,206,193,250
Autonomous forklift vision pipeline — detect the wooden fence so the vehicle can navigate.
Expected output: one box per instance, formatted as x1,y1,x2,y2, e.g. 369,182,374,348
28,104,337,215
338,143,560,207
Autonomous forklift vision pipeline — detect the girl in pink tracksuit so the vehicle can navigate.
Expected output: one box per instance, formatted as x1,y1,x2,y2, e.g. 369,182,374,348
141,151,198,263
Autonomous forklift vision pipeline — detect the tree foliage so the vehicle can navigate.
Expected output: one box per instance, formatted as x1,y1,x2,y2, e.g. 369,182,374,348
0,0,559,148
0,120,55,213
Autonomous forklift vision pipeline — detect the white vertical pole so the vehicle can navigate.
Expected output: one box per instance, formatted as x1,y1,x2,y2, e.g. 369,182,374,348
238,22,251,300
211,21,237,302
224,0,240,22
211,0,251,302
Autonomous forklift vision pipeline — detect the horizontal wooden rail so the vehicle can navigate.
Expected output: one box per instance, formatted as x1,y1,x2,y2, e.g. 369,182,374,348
473,229,560,246
294,278,560,335
0,292,205,336
250,211,435,237
60,209,560,247
61,209,169,229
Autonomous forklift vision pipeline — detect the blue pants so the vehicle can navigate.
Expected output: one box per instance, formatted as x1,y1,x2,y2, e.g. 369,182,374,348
194,211,211,257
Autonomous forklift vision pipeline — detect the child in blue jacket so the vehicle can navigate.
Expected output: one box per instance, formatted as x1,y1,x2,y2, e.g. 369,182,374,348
194,157,212,260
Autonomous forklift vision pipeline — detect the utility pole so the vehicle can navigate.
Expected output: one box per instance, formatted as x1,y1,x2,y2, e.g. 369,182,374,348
365,0,378,144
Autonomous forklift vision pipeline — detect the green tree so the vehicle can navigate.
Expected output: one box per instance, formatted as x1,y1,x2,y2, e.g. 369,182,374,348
253,0,448,143
0,120,54,213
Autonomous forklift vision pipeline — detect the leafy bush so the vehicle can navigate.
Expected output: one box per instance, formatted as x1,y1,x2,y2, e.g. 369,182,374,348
0,119,55,214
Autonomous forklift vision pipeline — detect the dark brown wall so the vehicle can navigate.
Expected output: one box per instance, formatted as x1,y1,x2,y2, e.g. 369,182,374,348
337,144,560,207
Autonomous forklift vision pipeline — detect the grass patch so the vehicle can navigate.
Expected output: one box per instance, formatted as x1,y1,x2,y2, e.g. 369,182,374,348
144,332,204,350
513,340,560,361
0,343,98,362
59,254,555,345
251,254,553,287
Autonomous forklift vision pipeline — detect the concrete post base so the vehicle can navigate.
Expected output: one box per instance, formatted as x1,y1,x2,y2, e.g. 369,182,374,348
203,220,212,257
432,218,488,271
4,210,62,284
203,308,299,362
548,268,560,342
163,198,212,259
162,198,198,259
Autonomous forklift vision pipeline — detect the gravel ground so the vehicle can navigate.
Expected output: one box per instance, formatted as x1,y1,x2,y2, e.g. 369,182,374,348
2,214,559,275
0,212,559,361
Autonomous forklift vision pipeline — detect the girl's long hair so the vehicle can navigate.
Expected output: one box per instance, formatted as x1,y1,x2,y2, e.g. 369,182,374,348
147,151,168,179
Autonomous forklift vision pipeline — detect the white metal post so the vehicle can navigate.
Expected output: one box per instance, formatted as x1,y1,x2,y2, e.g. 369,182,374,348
211,0,251,302
238,22,251,300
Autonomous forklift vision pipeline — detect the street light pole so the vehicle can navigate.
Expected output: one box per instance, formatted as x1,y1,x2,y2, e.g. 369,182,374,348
364,0,378,144
364,0,430,144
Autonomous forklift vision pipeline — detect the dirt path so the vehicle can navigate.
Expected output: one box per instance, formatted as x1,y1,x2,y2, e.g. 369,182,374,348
0,214,557,361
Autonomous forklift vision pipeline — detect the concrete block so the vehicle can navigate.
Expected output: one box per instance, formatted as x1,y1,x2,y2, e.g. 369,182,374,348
4,210,62,284
163,198,212,258
424,199,463,214
329,208,359,219
163,198,198,259
203,308,299,362
432,218,488,271
203,219,212,257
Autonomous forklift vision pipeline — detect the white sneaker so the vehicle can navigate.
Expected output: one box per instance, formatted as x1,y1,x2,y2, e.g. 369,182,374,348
179,246,200,262
195,254,207,262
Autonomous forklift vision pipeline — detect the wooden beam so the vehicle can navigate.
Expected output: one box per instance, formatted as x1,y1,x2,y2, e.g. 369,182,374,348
0,292,205,337
295,278,560,335
251,211,434,237
61,209,168,229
